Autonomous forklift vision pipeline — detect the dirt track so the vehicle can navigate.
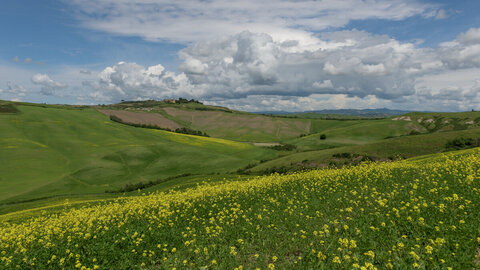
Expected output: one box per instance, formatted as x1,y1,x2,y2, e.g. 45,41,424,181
98,109,182,130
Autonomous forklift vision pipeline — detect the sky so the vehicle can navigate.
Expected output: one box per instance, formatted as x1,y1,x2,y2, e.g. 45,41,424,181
1,0,480,112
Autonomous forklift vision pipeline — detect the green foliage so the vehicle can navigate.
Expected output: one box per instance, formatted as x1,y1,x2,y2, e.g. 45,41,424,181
194,107,233,113
105,173,192,193
320,134,327,140
267,144,297,151
108,115,123,123
332,152,356,159
174,127,209,137
109,115,209,137
0,104,19,113
445,136,480,150
175,97,202,104
408,130,422,135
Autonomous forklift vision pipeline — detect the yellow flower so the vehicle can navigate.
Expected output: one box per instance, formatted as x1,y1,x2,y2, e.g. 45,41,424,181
364,250,375,259
332,256,341,264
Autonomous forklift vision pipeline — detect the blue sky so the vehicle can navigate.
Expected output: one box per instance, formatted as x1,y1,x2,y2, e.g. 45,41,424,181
344,1,480,47
0,0,184,69
1,0,480,111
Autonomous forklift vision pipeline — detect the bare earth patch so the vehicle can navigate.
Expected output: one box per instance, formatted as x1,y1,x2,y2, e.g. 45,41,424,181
252,142,281,147
424,118,434,123
163,107,310,139
405,123,427,133
392,116,411,121
98,109,182,130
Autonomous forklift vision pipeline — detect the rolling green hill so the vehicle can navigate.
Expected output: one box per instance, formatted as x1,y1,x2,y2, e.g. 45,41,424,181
97,101,480,146
248,128,480,174
97,101,413,143
0,104,276,204
288,119,411,151
2,100,480,214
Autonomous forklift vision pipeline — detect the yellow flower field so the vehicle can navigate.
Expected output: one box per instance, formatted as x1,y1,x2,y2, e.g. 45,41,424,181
1,149,480,269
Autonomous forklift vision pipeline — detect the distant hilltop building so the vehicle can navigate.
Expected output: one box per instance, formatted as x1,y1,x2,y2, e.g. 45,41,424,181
163,99,177,104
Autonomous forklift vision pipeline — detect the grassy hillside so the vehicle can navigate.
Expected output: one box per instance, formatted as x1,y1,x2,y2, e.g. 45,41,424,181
289,119,410,151
1,148,479,269
2,100,480,211
249,128,480,174
103,103,412,143
0,105,276,204
0,174,254,222
403,111,480,132
99,101,480,147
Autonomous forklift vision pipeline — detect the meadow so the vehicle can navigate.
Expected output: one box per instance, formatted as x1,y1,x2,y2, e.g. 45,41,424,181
1,148,479,269
0,104,276,204
250,128,480,174
2,101,480,212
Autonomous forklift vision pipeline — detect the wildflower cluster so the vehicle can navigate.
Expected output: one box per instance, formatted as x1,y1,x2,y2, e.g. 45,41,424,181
1,149,480,269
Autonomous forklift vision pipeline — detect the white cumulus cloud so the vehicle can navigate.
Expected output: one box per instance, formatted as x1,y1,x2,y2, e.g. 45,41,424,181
87,62,195,102
83,27,480,111
32,74,68,95
177,30,438,100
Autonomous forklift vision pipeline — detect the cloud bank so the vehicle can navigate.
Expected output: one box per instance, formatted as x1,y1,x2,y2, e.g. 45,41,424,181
3,1,477,112
83,27,480,111
70,0,436,44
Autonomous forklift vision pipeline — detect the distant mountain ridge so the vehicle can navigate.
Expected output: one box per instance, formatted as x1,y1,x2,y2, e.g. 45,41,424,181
255,108,413,117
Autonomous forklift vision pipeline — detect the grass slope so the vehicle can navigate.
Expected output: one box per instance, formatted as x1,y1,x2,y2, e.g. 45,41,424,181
1,148,479,269
249,128,480,173
289,119,410,151
0,105,276,204
90,101,480,149
0,174,254,223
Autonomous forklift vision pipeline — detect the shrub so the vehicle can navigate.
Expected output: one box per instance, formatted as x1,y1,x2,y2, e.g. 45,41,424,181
0,104,20,113
445,137,480,150
332,152,354,159
174,127,210,137
267,144,297,151
409,130,422,135
320,134,327,140
109,115,208,137
109,115,123,123
105,173,192,193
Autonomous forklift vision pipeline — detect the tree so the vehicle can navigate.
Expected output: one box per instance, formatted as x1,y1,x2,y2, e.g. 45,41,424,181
320,134,327,140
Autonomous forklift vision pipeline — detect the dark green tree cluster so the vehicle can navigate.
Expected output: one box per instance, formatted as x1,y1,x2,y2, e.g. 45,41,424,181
267,144,297,151
445,137,480,150
0,104,19,113
176,98,202,104
109,115,209,137
106,173,192,193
